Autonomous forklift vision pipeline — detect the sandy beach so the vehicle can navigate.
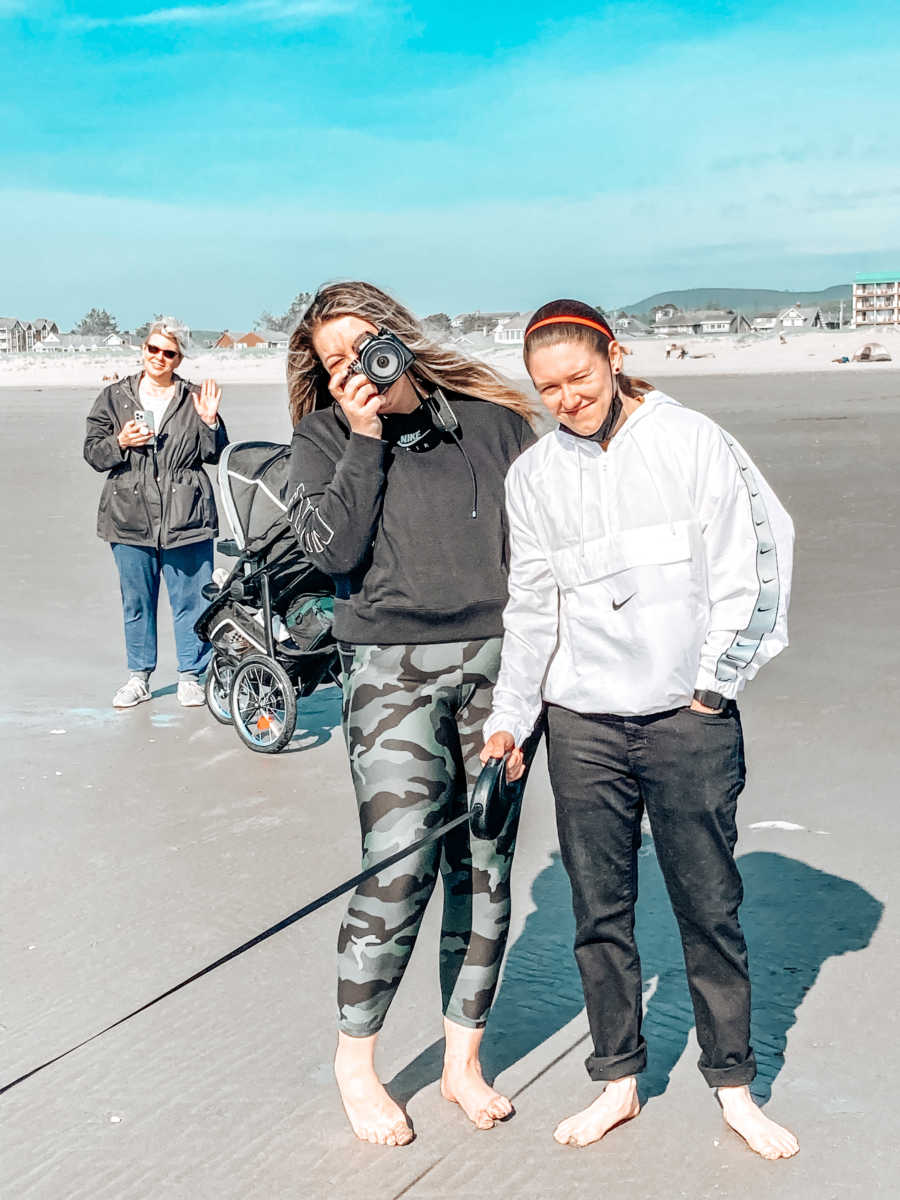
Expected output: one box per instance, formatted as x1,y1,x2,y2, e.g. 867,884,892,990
1,371,898,1199
1,326,897,393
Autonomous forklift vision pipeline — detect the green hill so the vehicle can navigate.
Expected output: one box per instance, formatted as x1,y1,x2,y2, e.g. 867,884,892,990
619,284,850,317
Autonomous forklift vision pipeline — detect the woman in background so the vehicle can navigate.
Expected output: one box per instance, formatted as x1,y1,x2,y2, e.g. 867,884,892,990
84,318,227,708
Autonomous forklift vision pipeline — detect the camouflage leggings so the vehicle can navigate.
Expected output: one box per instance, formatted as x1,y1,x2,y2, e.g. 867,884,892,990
337,638,519,1037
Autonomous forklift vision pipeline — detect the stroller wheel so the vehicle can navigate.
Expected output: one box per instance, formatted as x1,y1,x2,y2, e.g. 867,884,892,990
205,661,234,725
229,655,297,753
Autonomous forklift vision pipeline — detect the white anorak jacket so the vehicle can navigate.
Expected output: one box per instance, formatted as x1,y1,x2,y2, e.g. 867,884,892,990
483,390,794,746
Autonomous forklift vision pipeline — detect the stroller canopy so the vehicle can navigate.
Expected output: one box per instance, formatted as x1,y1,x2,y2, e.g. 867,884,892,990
218,441,293,553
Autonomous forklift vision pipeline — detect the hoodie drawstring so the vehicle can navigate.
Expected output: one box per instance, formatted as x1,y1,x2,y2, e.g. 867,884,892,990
446,425,479,519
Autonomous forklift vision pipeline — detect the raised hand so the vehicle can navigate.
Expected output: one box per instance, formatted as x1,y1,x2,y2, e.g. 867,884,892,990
193,378,222,427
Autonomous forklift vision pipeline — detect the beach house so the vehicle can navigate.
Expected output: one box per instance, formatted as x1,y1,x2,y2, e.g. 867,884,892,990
611,313,651,336
31,319,59,343
651,304,679,324
652,309,752,337
214,329,288,350
448,312,516,338
0,317,64,352
778,305,823,329
493,312,536,345
0,318,32,353
852,273,900,328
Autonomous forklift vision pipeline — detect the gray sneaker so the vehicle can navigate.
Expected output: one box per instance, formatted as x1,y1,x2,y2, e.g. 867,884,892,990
177,678,205,707
113,676,151,709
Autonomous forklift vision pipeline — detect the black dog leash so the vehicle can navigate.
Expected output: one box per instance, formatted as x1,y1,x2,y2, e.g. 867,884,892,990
1,756,514,1098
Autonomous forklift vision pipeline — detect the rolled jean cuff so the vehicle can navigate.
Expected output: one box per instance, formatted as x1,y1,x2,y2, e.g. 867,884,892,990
700,1051,757,1089
585,1039,647,1082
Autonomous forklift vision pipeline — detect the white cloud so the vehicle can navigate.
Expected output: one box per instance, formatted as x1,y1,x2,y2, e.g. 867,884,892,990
68,0,356,31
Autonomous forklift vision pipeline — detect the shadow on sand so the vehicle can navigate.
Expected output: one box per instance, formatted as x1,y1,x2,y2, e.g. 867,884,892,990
282,684,343,754
386,842,883,1109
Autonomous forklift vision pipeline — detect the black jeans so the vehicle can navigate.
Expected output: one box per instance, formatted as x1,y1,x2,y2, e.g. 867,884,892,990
546,702,756,1088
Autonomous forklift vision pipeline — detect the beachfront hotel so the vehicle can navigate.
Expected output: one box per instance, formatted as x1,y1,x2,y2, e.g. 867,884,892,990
852,273,900,327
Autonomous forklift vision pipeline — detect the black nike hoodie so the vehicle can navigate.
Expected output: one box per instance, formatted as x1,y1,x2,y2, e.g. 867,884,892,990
286,394,535,645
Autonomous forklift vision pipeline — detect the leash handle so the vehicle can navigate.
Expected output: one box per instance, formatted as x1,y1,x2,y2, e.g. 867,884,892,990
470,752,513,841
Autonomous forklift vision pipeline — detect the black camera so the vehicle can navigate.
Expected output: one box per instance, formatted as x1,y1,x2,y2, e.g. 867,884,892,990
348,328,415,391
345,326,460,436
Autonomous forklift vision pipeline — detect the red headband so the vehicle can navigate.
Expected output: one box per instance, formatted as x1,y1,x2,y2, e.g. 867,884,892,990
526,314,614,340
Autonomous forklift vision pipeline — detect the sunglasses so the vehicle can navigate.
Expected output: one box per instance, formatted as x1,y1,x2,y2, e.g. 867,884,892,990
145,343,180,360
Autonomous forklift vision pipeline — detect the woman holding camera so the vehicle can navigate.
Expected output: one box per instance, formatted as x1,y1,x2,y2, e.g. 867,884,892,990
286,282,535,1145
84,319,227,708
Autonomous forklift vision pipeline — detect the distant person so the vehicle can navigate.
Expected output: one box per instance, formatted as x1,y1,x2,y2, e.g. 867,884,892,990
482,300,799,1160
83,319,228,708
285,281,536,1146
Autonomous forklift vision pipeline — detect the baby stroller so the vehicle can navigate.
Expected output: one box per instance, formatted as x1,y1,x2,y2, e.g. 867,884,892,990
194,441,341,754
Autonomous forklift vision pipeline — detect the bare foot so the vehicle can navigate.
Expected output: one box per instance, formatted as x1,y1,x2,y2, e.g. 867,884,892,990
553,1076,640,1148
440,1017,512,1130
717,1085,799,1160
334,1034,413,1147
440,1058,512,1130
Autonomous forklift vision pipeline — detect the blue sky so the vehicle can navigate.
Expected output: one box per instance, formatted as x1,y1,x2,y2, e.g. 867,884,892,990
3,0,900,328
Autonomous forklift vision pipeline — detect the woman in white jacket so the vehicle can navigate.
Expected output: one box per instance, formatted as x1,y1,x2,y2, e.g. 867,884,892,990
482,300,799,1160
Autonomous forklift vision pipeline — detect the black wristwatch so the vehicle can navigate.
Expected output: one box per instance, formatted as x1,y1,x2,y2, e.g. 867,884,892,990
693,689,728,711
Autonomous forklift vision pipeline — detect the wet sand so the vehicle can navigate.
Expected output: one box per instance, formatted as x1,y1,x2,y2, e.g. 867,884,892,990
1,372,898,1199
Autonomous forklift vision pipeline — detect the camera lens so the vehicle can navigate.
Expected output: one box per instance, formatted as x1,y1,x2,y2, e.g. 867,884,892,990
360,340,403,386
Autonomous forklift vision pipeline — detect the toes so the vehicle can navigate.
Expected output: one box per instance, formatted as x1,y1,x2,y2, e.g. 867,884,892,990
554,1123,576,1145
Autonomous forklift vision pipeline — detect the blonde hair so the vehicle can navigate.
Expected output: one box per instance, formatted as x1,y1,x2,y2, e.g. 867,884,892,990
287,281,535,427
146,317,190,358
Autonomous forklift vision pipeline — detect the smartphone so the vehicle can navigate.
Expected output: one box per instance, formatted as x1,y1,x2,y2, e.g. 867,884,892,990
133,409,156,440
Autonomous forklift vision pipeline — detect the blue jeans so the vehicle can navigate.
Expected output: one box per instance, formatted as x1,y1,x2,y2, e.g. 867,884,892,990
111,540,214,677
